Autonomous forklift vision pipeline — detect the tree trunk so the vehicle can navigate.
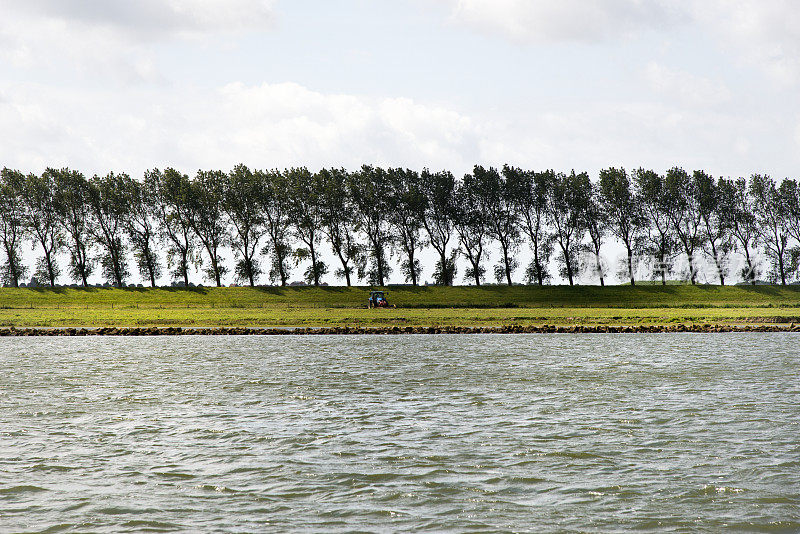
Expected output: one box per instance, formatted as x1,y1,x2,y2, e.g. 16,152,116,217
48,262,55,287
335,249,351,287
687,251,696,285
498,240,512,286
595,251,604,287
627,246,635,286
375,243,385,286
533,244,543,286
181,250,189,287
310,240,319,286
144,245,156,287
149,261,156,287
208,247,222,287
41,245,56,287
272,235,288,286
106,239,122,287
714,253,725,286
409,248,418,286
280,260,287,286
4,243,19,287
114,251,123,287
743,248,755,285
277,243,288,286
11,254,19,286
708,241,724,285
565,254,574,286
80,249,89,287
242,236,255,287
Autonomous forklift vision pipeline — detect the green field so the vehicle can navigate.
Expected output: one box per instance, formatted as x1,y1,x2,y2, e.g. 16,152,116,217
1,285,800,328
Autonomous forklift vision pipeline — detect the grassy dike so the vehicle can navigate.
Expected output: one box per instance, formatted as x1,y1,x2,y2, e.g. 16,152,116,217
1,285,800,329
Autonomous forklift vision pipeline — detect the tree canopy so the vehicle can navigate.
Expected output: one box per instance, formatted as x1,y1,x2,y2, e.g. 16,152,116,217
2,163,799,288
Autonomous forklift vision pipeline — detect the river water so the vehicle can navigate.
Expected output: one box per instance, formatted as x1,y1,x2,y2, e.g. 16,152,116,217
1,334,798,532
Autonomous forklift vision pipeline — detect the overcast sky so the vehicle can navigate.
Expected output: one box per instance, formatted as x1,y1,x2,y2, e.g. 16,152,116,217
2,0,799,181
1,1,799,284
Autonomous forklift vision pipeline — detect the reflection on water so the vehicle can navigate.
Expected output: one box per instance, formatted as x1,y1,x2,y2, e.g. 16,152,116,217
1,334,798,532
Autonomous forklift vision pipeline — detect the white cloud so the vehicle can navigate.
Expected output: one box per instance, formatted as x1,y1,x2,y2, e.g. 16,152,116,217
644,62,731,107
689,0,800,85
2,79,787,184
446,0,685,43
0,81,485,178
1,1,798,181
205,82,482,172
794,121,800,150
0,0,276,84
446,0,800,84
3,0,276,39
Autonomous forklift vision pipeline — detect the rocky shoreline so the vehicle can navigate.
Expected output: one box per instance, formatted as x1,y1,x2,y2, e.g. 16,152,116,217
1,324,799,336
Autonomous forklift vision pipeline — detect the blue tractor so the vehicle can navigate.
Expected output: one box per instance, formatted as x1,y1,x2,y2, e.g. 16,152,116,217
368,290,391,309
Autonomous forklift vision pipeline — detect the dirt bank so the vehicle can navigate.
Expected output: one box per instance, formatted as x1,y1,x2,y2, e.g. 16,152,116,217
1,324,799,336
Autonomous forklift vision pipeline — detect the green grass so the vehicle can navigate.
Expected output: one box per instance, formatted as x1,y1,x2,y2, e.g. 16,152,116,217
0,285,799,328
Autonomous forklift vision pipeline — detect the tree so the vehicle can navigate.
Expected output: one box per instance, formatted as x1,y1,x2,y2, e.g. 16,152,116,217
583,181,608,286
223,164,265,287
118,173,161,287
188,170,228,287
53,168,94,286
153,168,198,287
666,167,703,284
257,169,294,286
696,173,735,285
349,165,394,286
725,177,760,284
22,171,62,287
318,168,363,286
634,168,675,285
420,169,459,286
776,179,799,283
387,168,426,285
781,178,800,278
286,167,327,286
473,165,519,286
454,172,490,286
547,171,590,286
599,167,644,285
750,174,792,284
86,173,130,287
510,167,553,286
0,168,28,287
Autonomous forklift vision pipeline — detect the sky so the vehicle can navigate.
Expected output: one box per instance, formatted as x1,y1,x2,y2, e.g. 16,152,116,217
1,0,799,284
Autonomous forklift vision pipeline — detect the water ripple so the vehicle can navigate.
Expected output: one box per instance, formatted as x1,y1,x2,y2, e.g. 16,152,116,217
0,333,798,532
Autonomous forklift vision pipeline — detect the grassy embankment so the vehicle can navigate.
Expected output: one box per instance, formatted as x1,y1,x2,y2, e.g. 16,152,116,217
1,285,800,328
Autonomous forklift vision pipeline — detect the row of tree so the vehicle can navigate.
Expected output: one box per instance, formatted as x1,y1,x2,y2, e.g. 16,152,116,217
1,164,798,288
